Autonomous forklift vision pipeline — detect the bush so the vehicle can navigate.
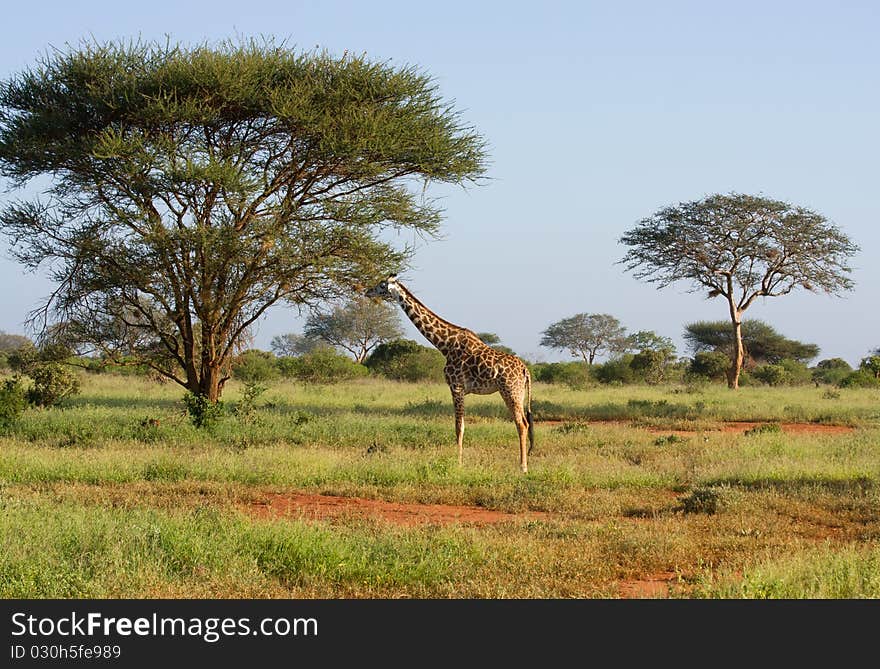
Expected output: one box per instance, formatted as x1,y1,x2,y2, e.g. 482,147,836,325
365,339,445,382
0,377,27,428
752,359,812,386
232,349,279,384
778,359,812,385
234,382,267,425
689,351,730,381
26,363,81,407
183,392,226,428
629,349,668,385
752,364,786,386
859,355,880,379
593,355,636,384
838,371,880,389
286,349,369,384
531,361,591,389
812,358,852,386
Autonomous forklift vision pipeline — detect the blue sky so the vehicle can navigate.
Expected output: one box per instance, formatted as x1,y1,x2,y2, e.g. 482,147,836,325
1,1,878,364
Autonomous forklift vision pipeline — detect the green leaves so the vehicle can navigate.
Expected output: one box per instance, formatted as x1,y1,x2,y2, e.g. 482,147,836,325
0,39,486,400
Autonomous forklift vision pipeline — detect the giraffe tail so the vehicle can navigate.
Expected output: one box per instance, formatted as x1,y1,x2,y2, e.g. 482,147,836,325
525,368,535,454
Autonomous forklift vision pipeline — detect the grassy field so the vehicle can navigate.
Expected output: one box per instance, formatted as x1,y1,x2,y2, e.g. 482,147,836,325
1,374,879,598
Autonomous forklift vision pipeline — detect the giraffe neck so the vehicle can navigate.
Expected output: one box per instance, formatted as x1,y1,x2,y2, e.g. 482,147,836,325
393,283,467,356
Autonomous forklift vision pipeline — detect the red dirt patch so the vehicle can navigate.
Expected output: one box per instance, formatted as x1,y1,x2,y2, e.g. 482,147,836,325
618,572,677,599
241,491,547,527
541,419,853,436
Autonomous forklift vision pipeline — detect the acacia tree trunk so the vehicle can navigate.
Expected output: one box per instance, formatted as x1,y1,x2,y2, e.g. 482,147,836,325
727,310,745,390
184,363,227,403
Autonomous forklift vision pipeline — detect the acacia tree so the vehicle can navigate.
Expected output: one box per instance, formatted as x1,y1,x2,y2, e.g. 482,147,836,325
683,319,819,365
305,296,402,362
540,313,627,364
0,40,485,401
269,332,324,357
476,332,516,355
624,330,676,356
620,194,857,388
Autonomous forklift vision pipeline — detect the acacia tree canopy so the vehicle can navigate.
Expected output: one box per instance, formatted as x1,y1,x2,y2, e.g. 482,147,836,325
619,193,857,388
683,320,819,365
0,40,486,401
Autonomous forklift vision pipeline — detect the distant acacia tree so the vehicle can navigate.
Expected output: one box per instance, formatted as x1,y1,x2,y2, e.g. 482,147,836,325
540,313,627,364
0,40,486,402
624,330,676,356
476,332,516,356
620,193,857,388
684,320,819,366
0,332,32,352
270,333,325,358
305,297,402,362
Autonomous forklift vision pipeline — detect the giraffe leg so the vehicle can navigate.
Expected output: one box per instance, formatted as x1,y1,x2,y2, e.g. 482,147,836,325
501,386,529,473
451,388,465,466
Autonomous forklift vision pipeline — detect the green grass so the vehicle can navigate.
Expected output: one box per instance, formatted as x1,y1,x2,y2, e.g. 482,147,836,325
1,374,879,598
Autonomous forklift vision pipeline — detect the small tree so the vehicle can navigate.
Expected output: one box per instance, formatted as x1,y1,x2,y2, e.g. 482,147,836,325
305,296,402,363
269,333,325,358
620,194,857,388
476,332,516,356
624,330,676,356
540,313,627,364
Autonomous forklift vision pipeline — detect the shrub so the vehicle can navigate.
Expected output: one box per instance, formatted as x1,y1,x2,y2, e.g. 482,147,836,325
0,377,27,428
752,364,787,386
234,382,267,425
365,339,445,382
779,359,812,385
629,349,668,385
679,488,720,515
593,355,636,384
26,363,81,407
743,423,782,436
689,351,730,381
287,349,369,384
231,349,279,384
812,358,852,386
531,362,591,389
753,359,820,386
838,371,880,389
183,392,226,428
859,355,880,379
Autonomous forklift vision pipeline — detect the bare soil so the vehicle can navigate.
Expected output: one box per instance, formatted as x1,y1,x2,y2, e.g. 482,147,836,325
617,572,678,598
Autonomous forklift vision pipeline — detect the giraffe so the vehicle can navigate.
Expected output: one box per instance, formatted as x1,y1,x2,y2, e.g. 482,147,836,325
366,276,535,472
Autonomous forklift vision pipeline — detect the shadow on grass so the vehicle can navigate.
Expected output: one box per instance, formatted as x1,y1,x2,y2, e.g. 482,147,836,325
66,395,183,411
64,390,713,426
705,475,875,494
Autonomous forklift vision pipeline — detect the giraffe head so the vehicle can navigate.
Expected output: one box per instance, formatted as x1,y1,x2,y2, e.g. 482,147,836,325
365,275,402,301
